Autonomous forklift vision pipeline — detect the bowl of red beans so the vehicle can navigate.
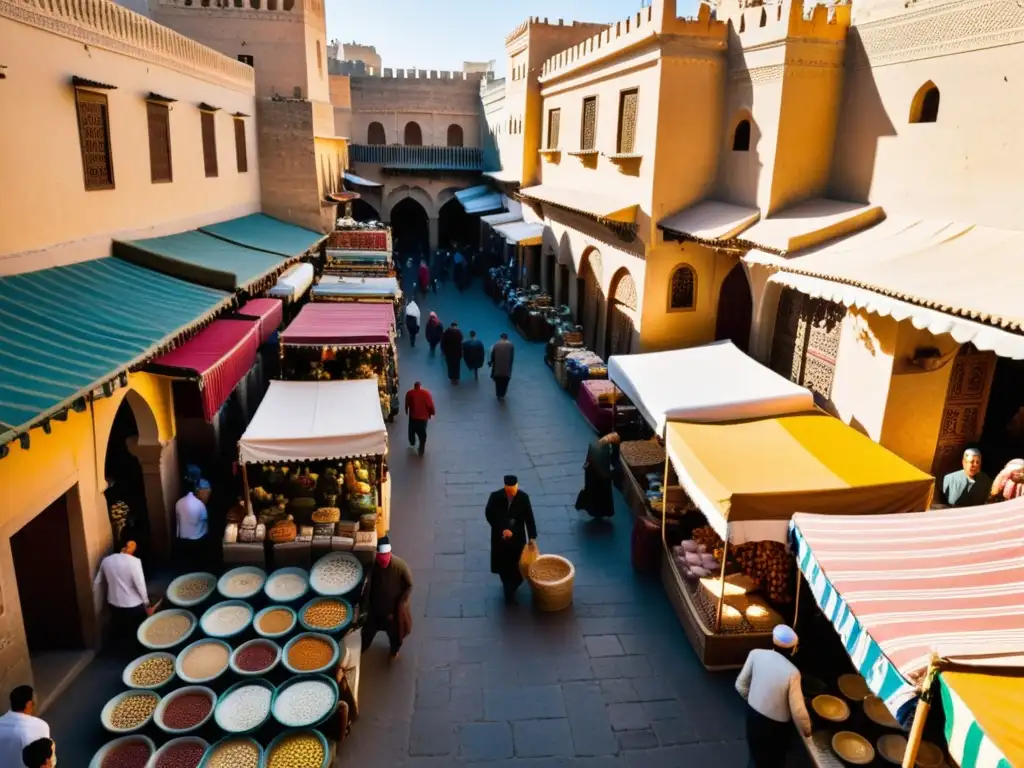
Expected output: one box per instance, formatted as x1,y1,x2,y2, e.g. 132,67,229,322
89,735,155,768
149,737,209,768
153,686,217,735
229,638,282,677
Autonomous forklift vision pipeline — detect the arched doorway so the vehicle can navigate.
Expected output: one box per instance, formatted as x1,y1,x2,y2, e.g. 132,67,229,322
104,393,154,557
576,248,604,351
446,124,464,147
390,197,430,258
350,198,380,223
367,121,386,145
605,269,637,359
714,262,753,353
404,121,423,146
437,197,477,251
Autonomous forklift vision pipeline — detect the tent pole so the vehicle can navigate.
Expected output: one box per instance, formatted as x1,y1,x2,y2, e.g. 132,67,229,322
901,657,939,768
714,537,730,632
241,461,252,515
793,570,803,630
661,427,669,547
612,386,618,436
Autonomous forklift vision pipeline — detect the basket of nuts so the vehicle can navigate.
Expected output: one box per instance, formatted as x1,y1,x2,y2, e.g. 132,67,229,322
298,596,353,635
264,729,330,768
198,736,263,768
101,690,161,734
122,652,176,691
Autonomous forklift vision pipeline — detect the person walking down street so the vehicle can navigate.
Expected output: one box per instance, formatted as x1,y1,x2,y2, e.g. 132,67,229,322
735,625,812,768
417,260,431,297
488,332,515,401
0,686,49,768
575,432,621,519
425,312,443,356
404,381,435,456
175,479,210,568
453,249,468,292
462,330,485,380
405,300,421,348
93,540,154,653
441,322,464,384
485,475,537,603
361,537,413,661
21,738,56,768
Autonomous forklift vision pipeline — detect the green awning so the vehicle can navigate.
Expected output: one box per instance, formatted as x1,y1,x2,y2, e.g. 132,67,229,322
199,213,326,257
0,258,230,442
113,230,288,292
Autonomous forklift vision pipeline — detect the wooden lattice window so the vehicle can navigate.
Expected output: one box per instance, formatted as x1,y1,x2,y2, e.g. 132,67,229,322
547,108,560,149
581,96,597,151
617,89,638,154
76,89,114,190
201,110,218,177
146,101,172,183
234,118,248,173
669,265,696,310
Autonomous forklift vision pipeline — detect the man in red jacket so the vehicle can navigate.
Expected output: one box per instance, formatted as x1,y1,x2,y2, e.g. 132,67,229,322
404,381,435,456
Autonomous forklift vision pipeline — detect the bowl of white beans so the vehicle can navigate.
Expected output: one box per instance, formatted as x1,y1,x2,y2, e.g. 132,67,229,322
271,674,339,728
199,600,253,640
213,679,275,735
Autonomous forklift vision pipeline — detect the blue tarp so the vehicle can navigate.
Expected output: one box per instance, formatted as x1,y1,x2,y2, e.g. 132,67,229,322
199,213,326,258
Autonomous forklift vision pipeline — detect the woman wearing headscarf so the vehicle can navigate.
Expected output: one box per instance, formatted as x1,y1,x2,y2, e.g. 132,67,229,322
404,300,421,348
989,459,1024,502
417,260,431,297
425,312,443,356
440,322,464,384
575,432,620,518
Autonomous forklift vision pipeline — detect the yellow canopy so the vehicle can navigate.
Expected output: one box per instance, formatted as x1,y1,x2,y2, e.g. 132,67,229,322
940,671,1024,768
665,411,934,524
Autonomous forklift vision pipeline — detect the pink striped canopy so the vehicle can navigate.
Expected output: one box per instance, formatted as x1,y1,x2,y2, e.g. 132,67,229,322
791,499,1024,682
280,302,395,346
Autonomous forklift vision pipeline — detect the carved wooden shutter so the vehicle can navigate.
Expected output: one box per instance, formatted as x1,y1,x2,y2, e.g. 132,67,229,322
607,274,637,357
770,289,845,402
201,111,218,177
618,89,638,154
932,347,996,477
76,90,114,190
581,97,597,151
770,288,805,382
234,118,248,173
147,102,172,183
547,109,560,149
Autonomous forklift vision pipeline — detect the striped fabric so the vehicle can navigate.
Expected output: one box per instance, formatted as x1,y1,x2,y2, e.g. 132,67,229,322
939,674,1013,768
790,501,1024,726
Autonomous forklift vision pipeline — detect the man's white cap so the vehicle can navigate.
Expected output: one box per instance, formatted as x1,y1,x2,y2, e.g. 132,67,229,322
773,624,798,649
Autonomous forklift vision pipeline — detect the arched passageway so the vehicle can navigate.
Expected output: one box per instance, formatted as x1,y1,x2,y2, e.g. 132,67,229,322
350,198,381,223
437,197,477,252
715,262,753,353
605,269,637,359
390,197,430,259
104,395,153,556
576,248,604,351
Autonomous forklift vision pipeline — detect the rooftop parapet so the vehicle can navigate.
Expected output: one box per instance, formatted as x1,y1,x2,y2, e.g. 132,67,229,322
355,68,488,82
505,15,607,46
155,0,324,14
539,0,726,81
723,0,851,43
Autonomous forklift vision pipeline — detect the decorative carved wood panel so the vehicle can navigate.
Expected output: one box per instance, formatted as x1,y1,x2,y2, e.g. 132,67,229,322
147,102,172,183
581,97,597,151
670,266,696,310
547,109,560,149
618,89,638,154
76,90,114,190
931,347,997,477
770,289,844,401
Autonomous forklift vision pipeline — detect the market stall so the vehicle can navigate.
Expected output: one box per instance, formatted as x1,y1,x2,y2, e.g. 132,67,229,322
268,262,315,304
311,275,404,336
279,303,399,421
325,227,393,277
790,501,1024,768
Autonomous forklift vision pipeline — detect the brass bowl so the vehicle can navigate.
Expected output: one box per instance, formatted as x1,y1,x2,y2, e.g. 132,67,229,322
878,734,908,765
838,673,871,701
916,741,944,768
864,695,900,728
812,694,850,723
832,731,875,765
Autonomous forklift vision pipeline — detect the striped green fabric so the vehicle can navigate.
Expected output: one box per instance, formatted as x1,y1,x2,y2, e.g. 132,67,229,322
199,214,325,257
0,258,229,436
938,675,1012,768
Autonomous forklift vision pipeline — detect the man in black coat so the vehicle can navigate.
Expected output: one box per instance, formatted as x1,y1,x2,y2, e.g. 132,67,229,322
485,475,538,603
462,330,485,380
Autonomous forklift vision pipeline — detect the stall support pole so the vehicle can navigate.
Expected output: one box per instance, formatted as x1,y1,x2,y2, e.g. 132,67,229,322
902,658,939,768
714,537,730,632
661,431,670,546
241,461,252,514
793,570,803,630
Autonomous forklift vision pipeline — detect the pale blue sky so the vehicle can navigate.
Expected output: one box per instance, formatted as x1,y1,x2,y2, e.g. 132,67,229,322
326,0,702,76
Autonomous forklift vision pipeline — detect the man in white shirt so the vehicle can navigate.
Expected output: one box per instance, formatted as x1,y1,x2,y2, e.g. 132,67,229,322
175,479,211,567
94,540,152,653
0,686,49,768
735,625,812,768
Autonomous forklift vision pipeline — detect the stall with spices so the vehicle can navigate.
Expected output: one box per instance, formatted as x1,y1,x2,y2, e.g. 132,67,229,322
279,303,399,421
311,275,404,337
325,226,393,277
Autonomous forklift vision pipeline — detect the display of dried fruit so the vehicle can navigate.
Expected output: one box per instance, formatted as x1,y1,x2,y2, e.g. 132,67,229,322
689,526,795,604
620,439,665,468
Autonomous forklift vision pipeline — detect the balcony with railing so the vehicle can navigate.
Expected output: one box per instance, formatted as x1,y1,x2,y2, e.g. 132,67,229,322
350,144,485,172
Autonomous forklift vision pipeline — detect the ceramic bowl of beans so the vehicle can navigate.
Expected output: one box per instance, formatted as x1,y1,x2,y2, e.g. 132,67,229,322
198,735,263,768
146,736,209,768
264,729,330,768
298,596,353,635
230,638,282,677
199,600,254,640
176,638,232,685
101,690,161,734
217,566,267,601
153,685,217,735
166,572,218,608
89,734,156,768
271,673,339,728
253,605,297,639
281,631,340,676
137,609,198,651
214,679,276,735
123,652,177,691
264,567,311,603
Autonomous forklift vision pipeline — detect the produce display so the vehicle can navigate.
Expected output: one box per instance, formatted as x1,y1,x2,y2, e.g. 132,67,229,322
266,732,326,768
101,740,152,768
235,641,278,673
302,599,348,629
273,679,336,727
161,692,212,730
154,741,205,768
691,526,795,604
202,603,252,636
258,608,295,635
130,656,174,688
266,572,308,602
619,439,665,470
206,739,261,768
180,642,229,681
216,685,272,732
143,613,194,647
287,635,335,672
316,347,397,419
109,693,158,730
168,574,216,605
219,569,266,599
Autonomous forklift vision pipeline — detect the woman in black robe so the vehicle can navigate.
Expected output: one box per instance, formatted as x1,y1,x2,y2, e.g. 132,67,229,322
440,322,464,383
575,432,620,518
485,475,538,602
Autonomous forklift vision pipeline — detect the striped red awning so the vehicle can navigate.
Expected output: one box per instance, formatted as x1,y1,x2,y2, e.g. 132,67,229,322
149,318,260,421
279,302,395,347
235,297,283,344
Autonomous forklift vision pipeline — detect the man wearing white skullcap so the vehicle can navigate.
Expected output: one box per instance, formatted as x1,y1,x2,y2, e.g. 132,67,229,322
735,624,812,767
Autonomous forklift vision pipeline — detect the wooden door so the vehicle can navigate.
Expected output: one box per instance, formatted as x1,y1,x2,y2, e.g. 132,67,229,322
605,273,637,359
769,288,844,403
932,347,997,477
582,253,603,351
714,263,753,353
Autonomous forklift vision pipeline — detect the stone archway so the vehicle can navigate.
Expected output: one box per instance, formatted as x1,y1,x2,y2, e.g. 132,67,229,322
715,262,753,353
576,248,604,351
605,268,637,359
390,197,430,258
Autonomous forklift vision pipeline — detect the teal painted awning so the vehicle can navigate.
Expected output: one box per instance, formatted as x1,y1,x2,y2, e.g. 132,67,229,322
0,258,230,441
114,230,288,292
199,214,326,258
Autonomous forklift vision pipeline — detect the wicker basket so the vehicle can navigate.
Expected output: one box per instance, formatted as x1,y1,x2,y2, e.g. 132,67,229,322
528,555,575,612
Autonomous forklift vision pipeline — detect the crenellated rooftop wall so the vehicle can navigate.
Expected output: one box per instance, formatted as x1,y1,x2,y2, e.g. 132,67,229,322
721,0,850,46
154,0,324,15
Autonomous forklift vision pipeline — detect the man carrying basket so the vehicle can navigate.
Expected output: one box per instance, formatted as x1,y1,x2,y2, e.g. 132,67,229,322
485,475,538,604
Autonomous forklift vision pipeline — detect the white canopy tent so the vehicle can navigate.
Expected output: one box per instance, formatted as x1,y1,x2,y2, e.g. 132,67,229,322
313,275,402,299
239,379,388,463
607,341,813,434
267,262,315,302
